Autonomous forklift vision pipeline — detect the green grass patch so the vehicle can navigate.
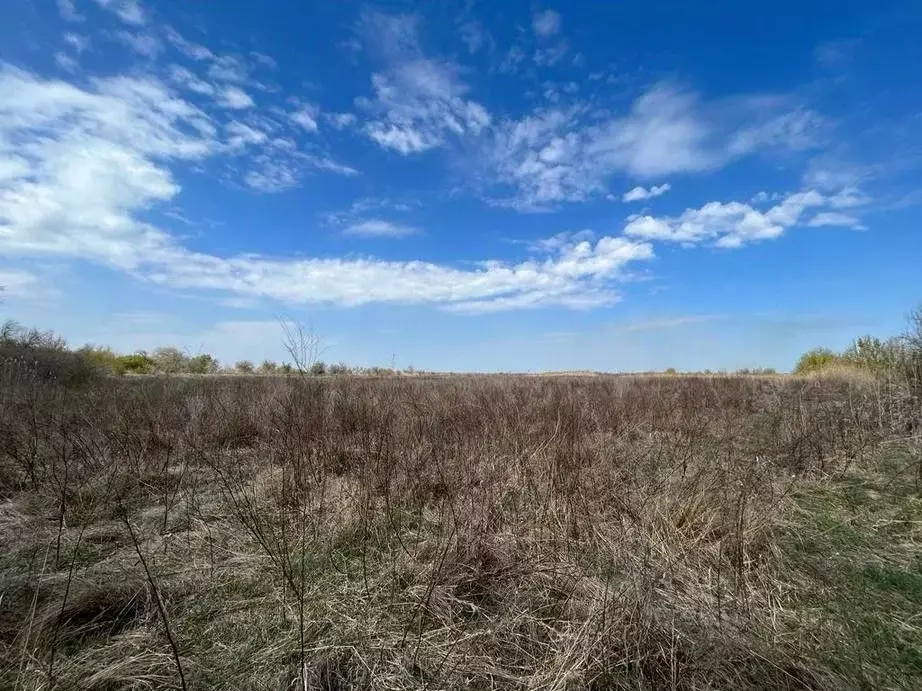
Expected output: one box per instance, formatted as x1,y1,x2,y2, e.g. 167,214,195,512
781,443,922,688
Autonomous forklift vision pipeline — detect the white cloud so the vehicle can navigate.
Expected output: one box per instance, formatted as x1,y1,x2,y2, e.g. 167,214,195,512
243,161,299,193
750,190,781,204
217,86,254,109
532,10,561,38
208,55,249,83
93,0,146,25
726,108,823,157
250,51,277,69
0,67,651,313
54,53,79,73
534,42,569,66
310,157,359,177
485,108,598,210
499,45,527,74
828,187,870,208
365,124,427,154
585,86,714,177
291,107,319,132
623,183,671,202
0,67,214,269
344,219,417,238
225,121,267,148
359,11,490,154
167,65,215,95
529,229,595,252
482,83,824,209
325,197,414,227
164,27,214,61
363,62,490,154
64,33,90,54
146,234,653,313
235,135,357,192
325,112,357,129
115,30,162,58
764,190,825,226
807,212,865,229
164,31,251,86
623,189,864,248
802,156,866,191
58,0,84,22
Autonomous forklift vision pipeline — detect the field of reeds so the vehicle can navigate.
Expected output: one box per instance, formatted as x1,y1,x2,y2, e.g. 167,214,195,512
1,364,920,689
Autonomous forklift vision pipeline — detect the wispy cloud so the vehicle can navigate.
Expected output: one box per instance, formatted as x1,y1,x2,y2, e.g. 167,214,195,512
499,45,527,74
532,10,561,38
618,314,727,332
217,85,255,109
164,27,214,61
324,198,417,241
534,42,569,67
344,219,418,238
64,33,90,54
357,10,491,154
291,106,319,132
168,65,215,95
481,84,825,210
54,52,80,73
225,121,267,148
208,55,249,83
114,30,162,58
325,112,357,129
324,197,416,227
623,183,671,202
249,51,277,69
58,0,84,22
528,230,595,252
243,160,299,193
164,27,255,89
310,157,359,177
459,20,489,53
807,211,865,229
93,0,145,25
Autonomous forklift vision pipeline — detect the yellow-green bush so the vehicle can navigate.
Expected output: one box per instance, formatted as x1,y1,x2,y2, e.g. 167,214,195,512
793,348,845,375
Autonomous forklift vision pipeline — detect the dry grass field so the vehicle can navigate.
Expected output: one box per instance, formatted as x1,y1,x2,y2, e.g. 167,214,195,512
1,367,920,689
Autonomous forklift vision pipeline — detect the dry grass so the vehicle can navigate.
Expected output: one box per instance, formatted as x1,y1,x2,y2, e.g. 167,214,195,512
0,367,920,689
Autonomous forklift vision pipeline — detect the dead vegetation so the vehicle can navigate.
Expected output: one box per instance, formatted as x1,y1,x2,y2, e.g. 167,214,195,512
0,362,920,689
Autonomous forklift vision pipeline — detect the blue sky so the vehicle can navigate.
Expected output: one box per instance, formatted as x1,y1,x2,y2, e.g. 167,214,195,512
1,0,920,371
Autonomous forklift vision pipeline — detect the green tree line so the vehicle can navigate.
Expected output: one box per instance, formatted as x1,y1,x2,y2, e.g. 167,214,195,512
793,306,922,390
0,320,411,380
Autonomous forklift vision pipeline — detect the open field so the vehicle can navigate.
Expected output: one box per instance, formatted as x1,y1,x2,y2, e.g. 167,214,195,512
1,368,920,689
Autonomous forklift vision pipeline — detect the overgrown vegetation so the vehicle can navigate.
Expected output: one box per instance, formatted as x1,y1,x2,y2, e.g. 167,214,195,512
0,308,920,688
0,320,410,379
794,306,922,389
0,336,920,689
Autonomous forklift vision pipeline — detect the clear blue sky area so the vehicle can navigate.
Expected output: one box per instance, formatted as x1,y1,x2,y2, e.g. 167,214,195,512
1,0,920,371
